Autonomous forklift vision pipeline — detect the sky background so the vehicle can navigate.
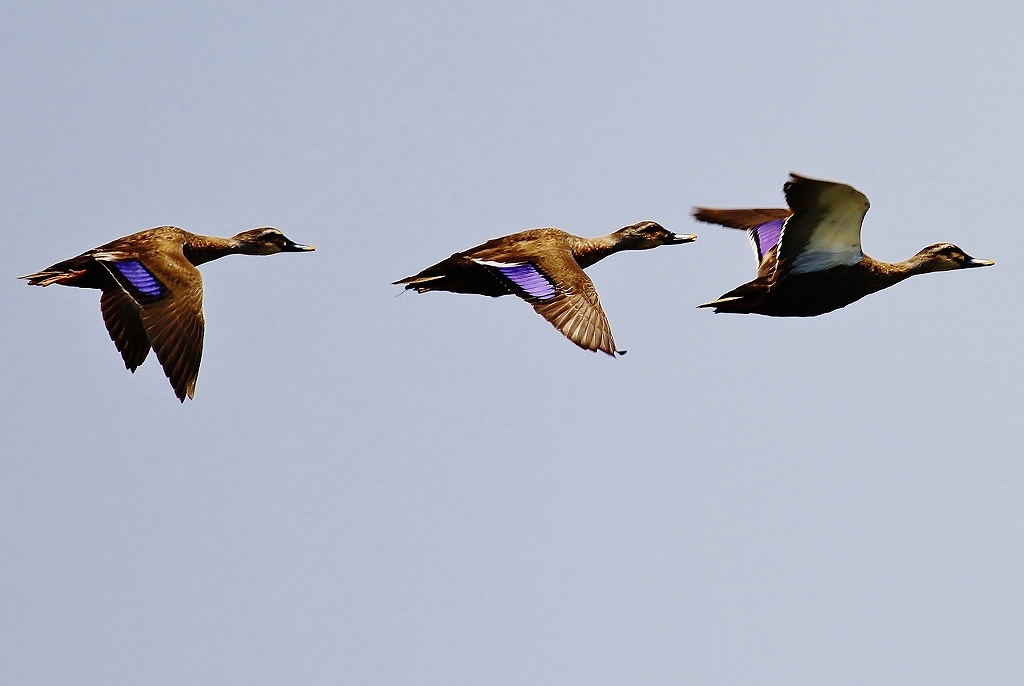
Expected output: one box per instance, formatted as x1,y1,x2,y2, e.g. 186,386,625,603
1,1,1020,684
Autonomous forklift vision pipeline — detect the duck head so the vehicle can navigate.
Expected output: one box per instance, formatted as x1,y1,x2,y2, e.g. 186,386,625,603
613,221,697,250
912,243,994,273
232,228,316,255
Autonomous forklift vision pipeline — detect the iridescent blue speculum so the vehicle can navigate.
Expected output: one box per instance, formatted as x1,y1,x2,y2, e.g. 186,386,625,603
114,260,162,296
497,263,556,299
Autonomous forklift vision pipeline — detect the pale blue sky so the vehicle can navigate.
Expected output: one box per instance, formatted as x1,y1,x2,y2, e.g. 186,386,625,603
1,2,1020,684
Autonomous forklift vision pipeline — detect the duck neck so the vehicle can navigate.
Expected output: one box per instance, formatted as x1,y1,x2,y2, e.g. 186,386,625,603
182,236,243,266
572,234,623,269
868,253,931,288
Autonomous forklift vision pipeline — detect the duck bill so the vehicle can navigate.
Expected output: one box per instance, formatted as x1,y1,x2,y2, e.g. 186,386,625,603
284,242,316,252
669,233,697,244
965,256,994,267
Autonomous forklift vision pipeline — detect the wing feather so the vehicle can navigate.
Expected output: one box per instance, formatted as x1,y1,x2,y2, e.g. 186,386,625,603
692,207,791,268
474,252,618,355
100,289,151,371
778,173,869,276
98,245,206,402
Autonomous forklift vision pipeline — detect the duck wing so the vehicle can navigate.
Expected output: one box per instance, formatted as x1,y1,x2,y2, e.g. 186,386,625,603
473,249,618,356
776,173,869,276
96,248,205,402
100,289,151,372
691,207,791,270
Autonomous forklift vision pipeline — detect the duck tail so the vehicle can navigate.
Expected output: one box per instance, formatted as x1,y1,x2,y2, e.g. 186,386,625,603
19,268,87,286
392,273,445,291
696,296,744,313
21,253,97,286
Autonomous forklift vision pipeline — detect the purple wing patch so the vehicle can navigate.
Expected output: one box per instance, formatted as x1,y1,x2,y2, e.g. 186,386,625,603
494,263,557,300
749,218,784,262
113,260,163,297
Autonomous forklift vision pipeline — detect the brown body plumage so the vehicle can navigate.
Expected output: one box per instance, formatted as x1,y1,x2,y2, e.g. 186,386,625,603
394,221,696,355
694,174,994,316
22,226,315,401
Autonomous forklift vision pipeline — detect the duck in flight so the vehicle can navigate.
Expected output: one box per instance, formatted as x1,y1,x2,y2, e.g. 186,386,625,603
693,174,994,316
21,226,315,401
394,221,696,355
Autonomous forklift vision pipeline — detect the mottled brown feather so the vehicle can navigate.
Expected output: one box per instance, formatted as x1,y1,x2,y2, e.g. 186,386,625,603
394,222,692,354
524,250,617,355
21,225,313,401
133,260,205,401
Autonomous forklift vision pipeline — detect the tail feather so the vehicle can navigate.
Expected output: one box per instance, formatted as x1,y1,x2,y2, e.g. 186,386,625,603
20,269,87,286
393,257,508,297
696,296,742,311
22,253,97,287
392,273,445,287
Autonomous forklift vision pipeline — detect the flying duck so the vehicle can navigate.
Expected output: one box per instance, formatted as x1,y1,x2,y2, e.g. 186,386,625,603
693,174,994,316
21,226,315,401
394,221,696,355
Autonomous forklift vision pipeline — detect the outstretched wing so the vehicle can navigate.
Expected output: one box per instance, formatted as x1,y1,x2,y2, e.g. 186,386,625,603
777,173,869,276
100,289,151,372
98,248,205,401
691,207,791,268
474,251,618,356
